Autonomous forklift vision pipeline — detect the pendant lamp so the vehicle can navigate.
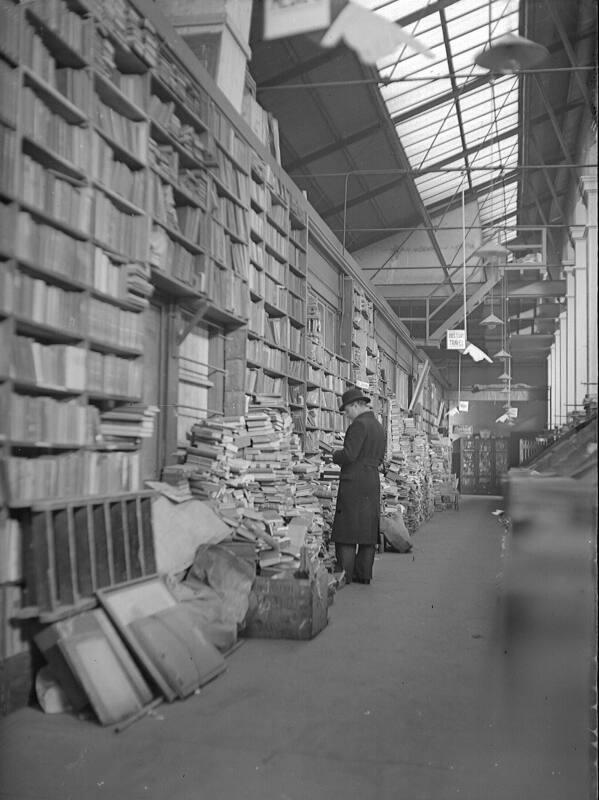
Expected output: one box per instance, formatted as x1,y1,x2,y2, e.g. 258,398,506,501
493,348,511,359
480,312,504,329
497,371,511,381
473,241,510,261
474,33,549,74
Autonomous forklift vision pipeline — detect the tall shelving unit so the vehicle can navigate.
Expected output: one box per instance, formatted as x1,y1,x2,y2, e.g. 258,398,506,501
1,0,154,510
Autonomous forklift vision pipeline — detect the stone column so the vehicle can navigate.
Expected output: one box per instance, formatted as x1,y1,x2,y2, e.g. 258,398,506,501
563,262,577,414
548,344,556,429
570,225,588,406
559,311,568,423
555,328,562,427
580,176,597,394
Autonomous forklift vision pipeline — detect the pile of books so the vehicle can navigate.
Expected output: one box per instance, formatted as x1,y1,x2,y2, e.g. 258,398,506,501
98,404,160,445
173,401,334,569
185,416,248,501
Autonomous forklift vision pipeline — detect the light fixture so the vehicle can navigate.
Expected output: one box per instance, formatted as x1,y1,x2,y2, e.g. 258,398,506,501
493,348,511,359
480,312,504,329
481,259,504,330
472,241,511,261
497,371,511,381
474,33,550,74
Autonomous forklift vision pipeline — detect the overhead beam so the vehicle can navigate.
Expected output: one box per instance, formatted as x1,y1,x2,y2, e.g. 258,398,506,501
376,284,459,299
426,268,501,342
439,9,471,192
508,280,567,297
390,0,462,27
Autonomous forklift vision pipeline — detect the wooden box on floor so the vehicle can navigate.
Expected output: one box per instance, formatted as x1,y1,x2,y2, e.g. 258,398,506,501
243,568,329,640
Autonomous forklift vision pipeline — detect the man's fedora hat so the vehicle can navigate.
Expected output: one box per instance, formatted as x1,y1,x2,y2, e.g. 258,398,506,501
339,387,371,411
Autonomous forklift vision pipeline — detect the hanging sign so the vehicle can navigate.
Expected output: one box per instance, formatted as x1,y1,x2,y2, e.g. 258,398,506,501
263,0,331,40
458,400,469,412
453,424,473,436
447,330,466,350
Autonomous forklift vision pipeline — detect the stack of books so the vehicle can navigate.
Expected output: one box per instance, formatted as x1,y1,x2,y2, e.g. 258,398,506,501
98,404,160,445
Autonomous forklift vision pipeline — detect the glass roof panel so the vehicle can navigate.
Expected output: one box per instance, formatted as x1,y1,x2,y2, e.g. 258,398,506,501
369,0,523,226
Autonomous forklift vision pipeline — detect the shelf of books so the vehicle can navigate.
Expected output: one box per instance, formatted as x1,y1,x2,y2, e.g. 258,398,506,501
0,0,159,516
244,156,308,442
304,294,351,454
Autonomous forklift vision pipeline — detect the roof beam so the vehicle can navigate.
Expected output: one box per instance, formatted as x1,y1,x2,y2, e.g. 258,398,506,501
427,268,501,342
508,280,566,297
390,0,462,27
439,9,472,192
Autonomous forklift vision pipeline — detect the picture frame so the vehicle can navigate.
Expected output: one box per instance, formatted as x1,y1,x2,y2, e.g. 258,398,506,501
96,575,179,701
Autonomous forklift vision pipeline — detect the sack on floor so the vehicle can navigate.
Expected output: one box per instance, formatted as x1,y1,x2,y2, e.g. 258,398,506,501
380,512,412,553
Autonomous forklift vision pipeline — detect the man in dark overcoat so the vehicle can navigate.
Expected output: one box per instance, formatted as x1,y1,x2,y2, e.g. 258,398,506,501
331,387,386,584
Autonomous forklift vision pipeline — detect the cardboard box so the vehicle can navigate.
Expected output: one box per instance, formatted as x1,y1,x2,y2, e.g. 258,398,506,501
243,568,329,640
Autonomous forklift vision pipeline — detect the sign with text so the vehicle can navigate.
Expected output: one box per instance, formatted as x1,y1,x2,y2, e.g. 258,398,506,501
447,330,466,350
458,400,469,412
453,424,473,436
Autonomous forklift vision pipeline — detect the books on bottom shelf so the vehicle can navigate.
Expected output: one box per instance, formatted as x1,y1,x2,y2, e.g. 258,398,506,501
7,449,141,505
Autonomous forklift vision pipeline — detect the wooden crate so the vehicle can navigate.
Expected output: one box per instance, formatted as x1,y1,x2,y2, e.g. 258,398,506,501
243,568,329,640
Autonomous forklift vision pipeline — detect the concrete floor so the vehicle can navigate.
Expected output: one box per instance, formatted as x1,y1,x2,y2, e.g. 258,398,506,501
0,496,595,800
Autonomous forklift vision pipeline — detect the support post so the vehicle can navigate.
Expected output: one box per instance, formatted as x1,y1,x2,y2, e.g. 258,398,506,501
570,225,588,406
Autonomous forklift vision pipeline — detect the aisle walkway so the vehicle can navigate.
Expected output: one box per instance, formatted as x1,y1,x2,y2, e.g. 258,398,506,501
0,497,594,800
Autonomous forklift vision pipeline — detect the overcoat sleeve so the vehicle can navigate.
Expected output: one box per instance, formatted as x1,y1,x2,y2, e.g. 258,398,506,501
332,418,366,466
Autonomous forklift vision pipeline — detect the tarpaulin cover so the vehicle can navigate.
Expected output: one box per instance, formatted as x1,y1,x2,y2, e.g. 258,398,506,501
169,580,238,653
185,544,255,628
152,497,231,575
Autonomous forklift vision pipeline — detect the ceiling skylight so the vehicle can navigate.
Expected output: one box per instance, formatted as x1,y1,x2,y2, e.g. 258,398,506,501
356,0,521,232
